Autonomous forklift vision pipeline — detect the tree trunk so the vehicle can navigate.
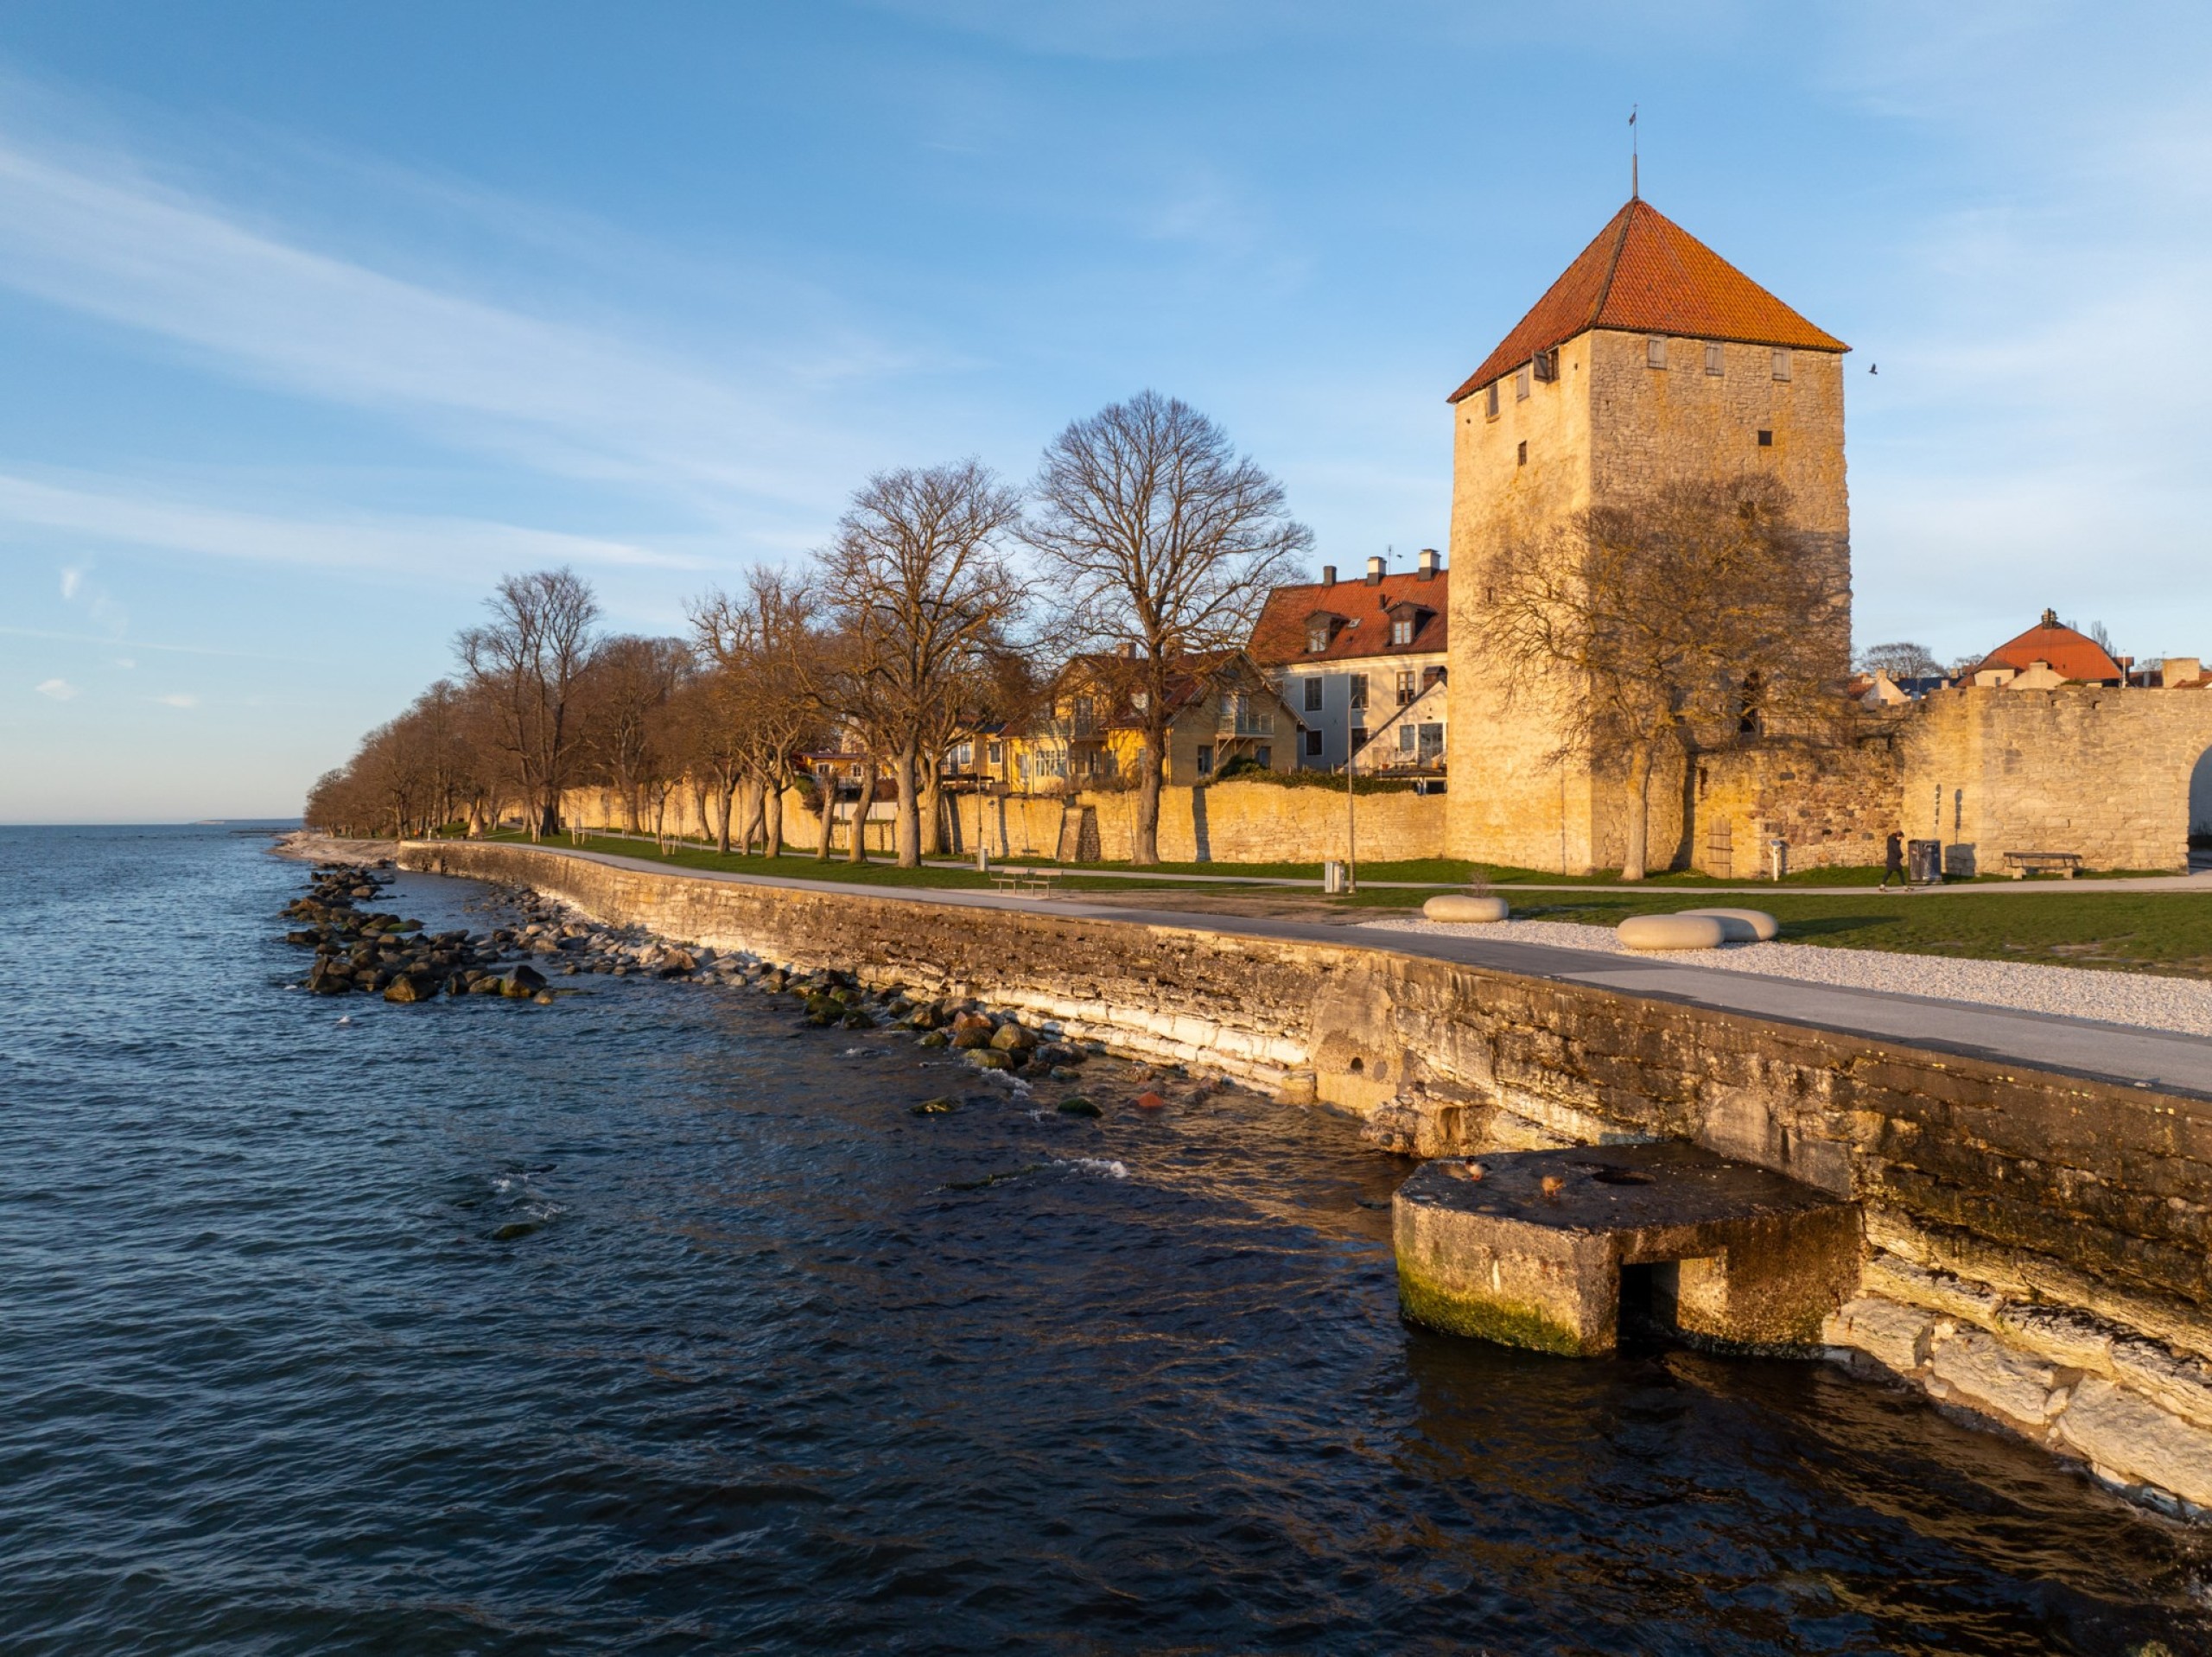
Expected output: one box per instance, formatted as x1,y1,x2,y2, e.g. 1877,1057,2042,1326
715,777,735,854
622,785,641,835
1133,727,1164,865
894,739,921,867
814,779,835,861
765,777,785,859
1621,740,1654,881
847,781,869,864
919,759,944,858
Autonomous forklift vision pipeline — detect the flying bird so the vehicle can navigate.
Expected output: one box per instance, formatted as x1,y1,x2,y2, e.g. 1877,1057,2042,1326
1869,364,1879,375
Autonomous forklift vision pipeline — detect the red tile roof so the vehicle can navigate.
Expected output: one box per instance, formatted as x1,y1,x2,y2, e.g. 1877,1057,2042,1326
1447,199,1848,403
1972,613,2124,684
1249,570,1449,666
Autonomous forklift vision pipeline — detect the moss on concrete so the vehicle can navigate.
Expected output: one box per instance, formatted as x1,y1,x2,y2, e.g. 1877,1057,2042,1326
1396,1262,1592,1355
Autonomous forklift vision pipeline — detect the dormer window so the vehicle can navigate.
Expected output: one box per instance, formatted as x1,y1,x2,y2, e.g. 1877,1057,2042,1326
1306,624,1329,652
1391,617,1415,645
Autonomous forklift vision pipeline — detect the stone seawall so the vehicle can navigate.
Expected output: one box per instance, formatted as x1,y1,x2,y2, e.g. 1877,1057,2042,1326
400,840,2212,1513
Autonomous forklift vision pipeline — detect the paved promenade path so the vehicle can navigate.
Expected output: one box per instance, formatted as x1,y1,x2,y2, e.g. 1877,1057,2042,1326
490,844,2212,1101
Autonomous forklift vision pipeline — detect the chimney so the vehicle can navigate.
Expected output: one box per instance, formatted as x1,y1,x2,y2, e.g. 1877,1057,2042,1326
1116,640,1136,659
1365,556,1385,586
2164,657,2203,687
1320,564,1337,586
1416,548,1440,581
2040,607,2059,627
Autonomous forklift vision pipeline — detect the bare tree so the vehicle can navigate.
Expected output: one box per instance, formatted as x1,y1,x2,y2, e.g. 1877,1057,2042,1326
1855,640,1945,682
455,568,601,839
817,460,1027,867
1480,474,1849,880
690,568,825,859
1026,390,1312,863
582,634,690,833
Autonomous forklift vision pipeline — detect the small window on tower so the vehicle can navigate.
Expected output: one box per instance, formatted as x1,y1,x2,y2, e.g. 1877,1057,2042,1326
1485,382,1500,419
1757,429,1773,448
1771,349,1792,382
1515,365,1531,401
1516,441,1528,466
1705,342,1725,377
1647,336,1667,369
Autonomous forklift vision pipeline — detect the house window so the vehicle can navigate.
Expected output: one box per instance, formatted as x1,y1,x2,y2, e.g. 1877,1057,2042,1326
1306,623,1329,652
1395,669,1417,706
1417,722,1444,764
953,740,973,768
1389,617,1412,645
1071,695,1095,736
1516,441,1528,466
1757,429,1773,448
987,740,1003,766
1484,382,1500,419
1254,745,1271,768
1647,336,1667,369
1705,342,1724,376
1398,724,1417,752
1515,365,1531,401
1196,744,1213,777
1771,349,1791,382
1350,725,1369,752
1304,676,1324,712
1304,729,1323,758
1348,674,1369,711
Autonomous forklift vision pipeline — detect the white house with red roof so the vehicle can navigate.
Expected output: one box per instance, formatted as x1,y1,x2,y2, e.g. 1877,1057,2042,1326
1247,550,1449,773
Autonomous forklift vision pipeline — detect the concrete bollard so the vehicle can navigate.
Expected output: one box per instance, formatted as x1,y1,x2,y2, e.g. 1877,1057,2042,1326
1423,893,1510,923
1679,907,1779,943
1617,913,1727,950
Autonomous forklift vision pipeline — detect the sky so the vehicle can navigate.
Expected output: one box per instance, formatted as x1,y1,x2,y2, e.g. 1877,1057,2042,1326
2,1,2209,822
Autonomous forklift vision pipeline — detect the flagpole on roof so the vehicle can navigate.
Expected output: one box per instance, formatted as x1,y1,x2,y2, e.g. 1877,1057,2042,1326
1630,105,1638,200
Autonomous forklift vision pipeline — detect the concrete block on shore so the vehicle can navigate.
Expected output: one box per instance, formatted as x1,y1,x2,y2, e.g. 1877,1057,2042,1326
1394,1141,1862,1357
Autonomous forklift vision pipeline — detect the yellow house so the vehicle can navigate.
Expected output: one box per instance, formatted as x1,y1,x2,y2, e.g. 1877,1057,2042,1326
1002,651,1301,794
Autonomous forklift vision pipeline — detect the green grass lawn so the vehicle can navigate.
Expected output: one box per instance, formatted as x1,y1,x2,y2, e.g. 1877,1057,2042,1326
1350,885,2212,979
470,829,2211,978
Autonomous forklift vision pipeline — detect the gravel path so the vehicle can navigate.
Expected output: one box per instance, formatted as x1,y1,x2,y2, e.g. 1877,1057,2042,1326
1360,915,2212,1040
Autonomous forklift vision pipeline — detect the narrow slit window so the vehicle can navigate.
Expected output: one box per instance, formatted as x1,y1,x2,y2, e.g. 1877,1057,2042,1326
1516,440,1528,466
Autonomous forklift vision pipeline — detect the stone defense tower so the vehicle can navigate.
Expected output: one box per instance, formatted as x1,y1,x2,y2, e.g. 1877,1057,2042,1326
1442,199,1852,872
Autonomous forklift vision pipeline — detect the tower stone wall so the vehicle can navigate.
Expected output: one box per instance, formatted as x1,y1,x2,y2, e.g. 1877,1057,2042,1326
1445,327,1853,871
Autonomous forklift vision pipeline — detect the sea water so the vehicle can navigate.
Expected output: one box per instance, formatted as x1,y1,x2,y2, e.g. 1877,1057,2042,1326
0,824,2205,1654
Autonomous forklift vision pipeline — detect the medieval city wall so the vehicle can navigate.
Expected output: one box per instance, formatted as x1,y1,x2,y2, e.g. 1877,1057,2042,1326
1900,687,2212,873
1690,730,1906,878
398,840,2212,1511
560,779,1451,867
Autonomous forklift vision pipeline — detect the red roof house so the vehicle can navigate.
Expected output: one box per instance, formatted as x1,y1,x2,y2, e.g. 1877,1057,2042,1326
1969,610,2124,687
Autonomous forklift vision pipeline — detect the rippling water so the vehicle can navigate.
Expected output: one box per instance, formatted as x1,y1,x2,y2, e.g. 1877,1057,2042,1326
3,825,2209,1655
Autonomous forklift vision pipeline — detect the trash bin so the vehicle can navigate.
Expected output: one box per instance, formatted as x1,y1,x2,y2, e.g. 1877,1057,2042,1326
1767,838,1789,883
1323,860,1351,894
1908,838,1944,885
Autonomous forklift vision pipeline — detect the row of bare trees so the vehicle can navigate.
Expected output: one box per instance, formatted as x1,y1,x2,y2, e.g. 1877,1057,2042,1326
308,390,1312,866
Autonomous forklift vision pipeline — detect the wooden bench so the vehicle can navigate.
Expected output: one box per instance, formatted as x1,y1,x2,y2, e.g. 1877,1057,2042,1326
2003,851,2082,879
989,867,1064,898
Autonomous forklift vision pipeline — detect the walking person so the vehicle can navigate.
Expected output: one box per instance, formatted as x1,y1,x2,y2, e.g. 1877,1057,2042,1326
1879,829,1906,890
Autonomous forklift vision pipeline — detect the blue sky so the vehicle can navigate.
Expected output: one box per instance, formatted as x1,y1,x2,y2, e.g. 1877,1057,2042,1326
3,1,2208,821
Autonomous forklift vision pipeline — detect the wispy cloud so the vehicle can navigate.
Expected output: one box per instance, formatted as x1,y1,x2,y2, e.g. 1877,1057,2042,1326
0,471,702,578
152,692,198,708
0,111,861,524
35,677,76,700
